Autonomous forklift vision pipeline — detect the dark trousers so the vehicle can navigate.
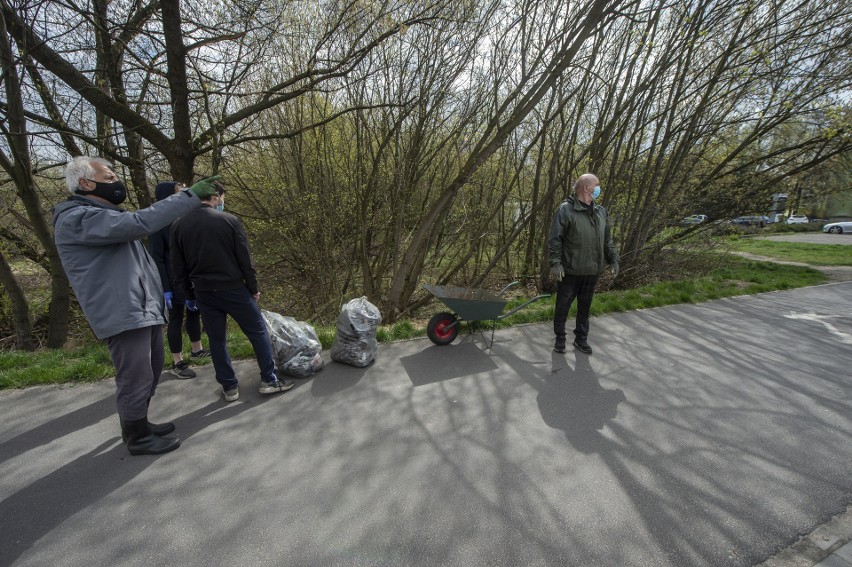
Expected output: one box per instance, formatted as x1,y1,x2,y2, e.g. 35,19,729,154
195,287,277,390
105,325,165,421
553,274,599,341
166,300,202,354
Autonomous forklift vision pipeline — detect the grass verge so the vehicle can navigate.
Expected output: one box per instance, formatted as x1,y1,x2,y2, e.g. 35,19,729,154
0,257,828,390
0,343,114,389
726,238,852,266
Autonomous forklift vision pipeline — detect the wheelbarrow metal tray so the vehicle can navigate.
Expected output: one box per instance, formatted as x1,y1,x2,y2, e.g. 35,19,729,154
422,284,507,321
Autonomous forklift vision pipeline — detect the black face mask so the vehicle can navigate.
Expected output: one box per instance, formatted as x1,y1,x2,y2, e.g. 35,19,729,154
76,179,127,205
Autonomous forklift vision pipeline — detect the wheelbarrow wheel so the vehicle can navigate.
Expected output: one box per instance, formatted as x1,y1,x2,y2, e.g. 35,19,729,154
427,312,460,345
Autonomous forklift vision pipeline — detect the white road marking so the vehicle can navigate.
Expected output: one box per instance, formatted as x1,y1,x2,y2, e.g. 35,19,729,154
785,312,852,344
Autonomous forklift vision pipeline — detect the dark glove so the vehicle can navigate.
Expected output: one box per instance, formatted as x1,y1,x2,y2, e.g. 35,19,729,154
189,176,221,199
611,262,620,277
163,291,173,310
550,264,564,282
185,299,199,312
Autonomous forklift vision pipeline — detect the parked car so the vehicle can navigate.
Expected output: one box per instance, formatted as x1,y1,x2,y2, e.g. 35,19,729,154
786,214,809,224
732,215,766,227
681,214,708,225
822,221,852,234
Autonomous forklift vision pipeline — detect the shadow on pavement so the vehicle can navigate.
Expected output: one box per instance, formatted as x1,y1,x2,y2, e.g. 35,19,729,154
0,391,275,566
0,394,115,465
490,322,848,566
536,352,626,453
308,361,371,396
400,342,499,386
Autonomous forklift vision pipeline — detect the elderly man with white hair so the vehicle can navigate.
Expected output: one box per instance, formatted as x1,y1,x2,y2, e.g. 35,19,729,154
53,156,218,455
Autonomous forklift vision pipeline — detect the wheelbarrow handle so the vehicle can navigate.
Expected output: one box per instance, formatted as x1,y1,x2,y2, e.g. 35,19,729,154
497,281,521,297
495,294,551,320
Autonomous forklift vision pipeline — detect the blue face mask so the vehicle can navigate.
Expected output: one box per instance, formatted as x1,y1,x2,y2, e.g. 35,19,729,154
592,186,601,200
215,204,224,211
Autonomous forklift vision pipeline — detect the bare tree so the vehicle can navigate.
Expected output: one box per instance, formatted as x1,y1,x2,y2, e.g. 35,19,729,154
0,0,452,342
0,0,849,341
0,9,70,349
378,0,630,320
547,0,851,282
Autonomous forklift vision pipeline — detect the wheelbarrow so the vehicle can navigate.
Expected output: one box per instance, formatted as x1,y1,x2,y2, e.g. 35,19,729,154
423,282,551,347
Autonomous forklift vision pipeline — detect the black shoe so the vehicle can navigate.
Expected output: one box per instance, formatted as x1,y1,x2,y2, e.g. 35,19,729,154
120,419,181,455
169,360,196,379
121,420,175,442
554,337,566,353
191,349,210,358
573,339,593,355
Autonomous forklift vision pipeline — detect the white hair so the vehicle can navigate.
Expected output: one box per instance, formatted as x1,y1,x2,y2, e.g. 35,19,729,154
64,156,112,194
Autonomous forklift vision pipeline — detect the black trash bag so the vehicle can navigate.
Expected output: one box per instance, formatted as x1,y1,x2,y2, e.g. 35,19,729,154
331,297,382,367
261,310,324,378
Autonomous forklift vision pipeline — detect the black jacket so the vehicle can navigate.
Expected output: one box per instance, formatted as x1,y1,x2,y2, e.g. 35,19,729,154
170,206,259,299
149,181,181,296
149,226,174,293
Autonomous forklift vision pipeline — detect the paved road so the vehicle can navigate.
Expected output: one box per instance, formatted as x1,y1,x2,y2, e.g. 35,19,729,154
1,283,851,567
761,233,852,245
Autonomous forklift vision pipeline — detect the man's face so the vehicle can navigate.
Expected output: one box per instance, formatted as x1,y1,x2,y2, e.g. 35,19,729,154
579,178,600,197
80,162,118,190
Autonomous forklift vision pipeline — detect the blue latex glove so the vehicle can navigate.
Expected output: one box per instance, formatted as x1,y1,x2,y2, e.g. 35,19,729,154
185,299,199,312
163,291,173,310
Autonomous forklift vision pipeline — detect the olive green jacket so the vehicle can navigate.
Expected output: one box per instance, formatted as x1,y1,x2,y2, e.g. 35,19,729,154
548,196,619,276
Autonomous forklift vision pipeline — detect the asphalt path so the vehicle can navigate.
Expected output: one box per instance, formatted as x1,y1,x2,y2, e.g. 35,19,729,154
1,282,851,567
760,233,852,245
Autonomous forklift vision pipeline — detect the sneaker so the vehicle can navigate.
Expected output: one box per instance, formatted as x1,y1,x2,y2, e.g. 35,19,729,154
554,337,566,354
573,338,593,355
223,386,240,402
259,379,295,395
191,349,210,358
169,360,197,379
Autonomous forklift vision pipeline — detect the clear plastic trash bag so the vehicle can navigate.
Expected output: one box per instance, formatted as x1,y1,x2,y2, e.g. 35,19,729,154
331,297,382,367
262,310,324,378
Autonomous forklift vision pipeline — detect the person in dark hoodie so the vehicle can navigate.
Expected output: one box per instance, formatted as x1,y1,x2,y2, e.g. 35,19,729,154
170,181,294,403
149,181,210,379
53,156,218,455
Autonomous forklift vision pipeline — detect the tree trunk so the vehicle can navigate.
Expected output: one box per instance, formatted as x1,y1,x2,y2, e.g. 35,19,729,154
0,9,69,348
0,251,34,350
46,259,70,349
161,0,197,183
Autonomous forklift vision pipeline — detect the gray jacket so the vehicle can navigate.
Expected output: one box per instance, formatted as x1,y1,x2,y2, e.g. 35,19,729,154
52,191,201,340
